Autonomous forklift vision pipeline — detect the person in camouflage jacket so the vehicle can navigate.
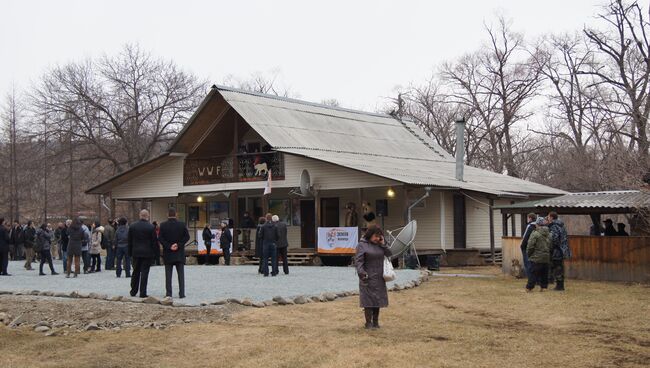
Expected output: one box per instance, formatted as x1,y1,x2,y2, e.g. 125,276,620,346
547,211,570,291
525,217,551,291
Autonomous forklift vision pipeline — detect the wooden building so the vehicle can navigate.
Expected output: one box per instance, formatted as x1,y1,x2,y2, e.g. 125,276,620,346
86,86,564,259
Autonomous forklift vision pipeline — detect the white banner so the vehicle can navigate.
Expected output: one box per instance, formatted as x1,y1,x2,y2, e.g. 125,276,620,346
196,229,233,255
317,227,359,254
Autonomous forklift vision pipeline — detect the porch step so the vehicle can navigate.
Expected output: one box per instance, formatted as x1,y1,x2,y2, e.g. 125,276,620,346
478,249,503,265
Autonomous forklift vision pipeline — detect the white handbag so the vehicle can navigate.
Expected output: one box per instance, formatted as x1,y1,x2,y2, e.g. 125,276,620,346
383,257,397,282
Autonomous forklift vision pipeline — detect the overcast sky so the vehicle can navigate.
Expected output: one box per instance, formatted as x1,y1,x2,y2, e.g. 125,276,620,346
2,0,607,112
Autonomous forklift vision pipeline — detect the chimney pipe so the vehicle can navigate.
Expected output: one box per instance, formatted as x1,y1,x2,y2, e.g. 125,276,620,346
455,117,465,182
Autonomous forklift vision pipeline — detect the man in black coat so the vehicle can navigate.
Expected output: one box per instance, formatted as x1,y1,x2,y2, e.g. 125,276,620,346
519,213,537,277
259,214,280,276
128,210,157,298
9,221,25,261
0,218,11,276
23,221,36,270
159,208,190,298
273,215,290,275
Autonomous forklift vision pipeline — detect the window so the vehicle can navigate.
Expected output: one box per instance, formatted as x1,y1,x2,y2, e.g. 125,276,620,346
269,199,292,225
208,201,230,227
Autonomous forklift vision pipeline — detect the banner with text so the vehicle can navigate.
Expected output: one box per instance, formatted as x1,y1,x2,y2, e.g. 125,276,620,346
196,229,233,255
317,227,359,254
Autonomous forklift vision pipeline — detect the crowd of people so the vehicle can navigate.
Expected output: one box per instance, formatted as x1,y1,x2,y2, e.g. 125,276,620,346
0,208,294,297
520,211,571,292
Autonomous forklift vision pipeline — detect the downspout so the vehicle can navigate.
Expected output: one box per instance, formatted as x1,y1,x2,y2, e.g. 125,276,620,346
100,194,112,220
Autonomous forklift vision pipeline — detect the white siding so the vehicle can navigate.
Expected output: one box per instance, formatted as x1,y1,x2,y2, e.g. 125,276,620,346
112,159,184,199
111,153,397,200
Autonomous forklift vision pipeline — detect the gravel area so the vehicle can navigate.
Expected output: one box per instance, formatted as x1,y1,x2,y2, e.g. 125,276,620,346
0,261,422,306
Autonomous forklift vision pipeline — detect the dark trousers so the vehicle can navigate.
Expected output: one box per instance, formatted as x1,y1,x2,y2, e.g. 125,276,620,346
105,246,115,270
90,254,101,271
262,241,278,276
61,250,67,272
39,250,56,274
551,259,565,283
526,262,549,290
115,247,131,277
521,248,531,277
81,250,90,271
131,257,152,297
277,246,289,274
0,250,9,275
222,245,231,265
165,262,185,297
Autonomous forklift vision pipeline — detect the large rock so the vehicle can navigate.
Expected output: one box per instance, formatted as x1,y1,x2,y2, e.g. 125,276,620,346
252,301,266,308
227,298,242,305
241,299,253,307
212,300,228,305
34,326,51,333
9,314,26,328
142,296,160,305
323,293,337,301
0,312,10,324
293,296,308,305
160,297,173,306
84,323,101,331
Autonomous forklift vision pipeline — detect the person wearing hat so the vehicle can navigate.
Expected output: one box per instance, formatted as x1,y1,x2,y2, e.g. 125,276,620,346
525,217,551,291
616,223,629,236
219,221,232,265
603,219,617,236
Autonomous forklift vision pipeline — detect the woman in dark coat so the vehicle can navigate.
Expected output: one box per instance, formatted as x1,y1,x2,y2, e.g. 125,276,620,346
255,217,266,274
219,222,232,266
202,224,213,265
355,226,392,329
36,223,58,276
66,217,85,278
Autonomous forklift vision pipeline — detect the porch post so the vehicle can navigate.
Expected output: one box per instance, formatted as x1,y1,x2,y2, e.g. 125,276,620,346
489,198,495,264
502,213,508,237
520,212,527,236
232,191,239,251
510,211,517,236
440,192,446,250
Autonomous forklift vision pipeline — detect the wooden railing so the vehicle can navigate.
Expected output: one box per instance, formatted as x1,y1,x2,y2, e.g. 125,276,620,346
502,235,650,283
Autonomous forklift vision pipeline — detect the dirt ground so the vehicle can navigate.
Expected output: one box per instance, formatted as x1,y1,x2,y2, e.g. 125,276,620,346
1,267,649,368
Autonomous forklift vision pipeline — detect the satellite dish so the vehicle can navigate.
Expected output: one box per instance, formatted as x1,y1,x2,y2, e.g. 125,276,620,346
388,220,417,259
299,169,312,196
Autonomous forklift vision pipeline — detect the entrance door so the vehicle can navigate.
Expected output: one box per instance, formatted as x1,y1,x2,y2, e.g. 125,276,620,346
300,200,315,248
321,198,340,227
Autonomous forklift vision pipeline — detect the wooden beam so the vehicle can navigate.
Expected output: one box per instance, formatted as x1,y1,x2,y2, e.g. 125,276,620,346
232,191,239,250
190,106,231,154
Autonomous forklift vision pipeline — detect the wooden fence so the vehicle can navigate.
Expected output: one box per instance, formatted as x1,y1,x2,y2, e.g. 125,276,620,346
502,236,650,283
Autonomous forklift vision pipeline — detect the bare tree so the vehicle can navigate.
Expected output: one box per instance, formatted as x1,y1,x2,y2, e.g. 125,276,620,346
583,0,650,173
1,88,22,221
222,69,295,97
442,17,543,177
32,44,207,175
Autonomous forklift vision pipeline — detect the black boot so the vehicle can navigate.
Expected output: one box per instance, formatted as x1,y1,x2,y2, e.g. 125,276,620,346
364,308,373,329
553,280,565,291
372,308,380,329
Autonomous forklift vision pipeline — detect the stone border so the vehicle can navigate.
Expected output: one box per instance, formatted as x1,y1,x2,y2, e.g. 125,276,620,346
0,270,433,311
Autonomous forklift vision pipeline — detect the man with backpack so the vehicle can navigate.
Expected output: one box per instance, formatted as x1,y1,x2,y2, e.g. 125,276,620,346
547,211,571,291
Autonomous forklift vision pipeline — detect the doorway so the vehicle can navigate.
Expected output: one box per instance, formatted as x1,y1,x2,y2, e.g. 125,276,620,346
321,197,340,227
300,200,315,248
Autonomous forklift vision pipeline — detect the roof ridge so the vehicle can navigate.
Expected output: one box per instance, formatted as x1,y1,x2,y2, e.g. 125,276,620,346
275,147,454,163
214,84,400,120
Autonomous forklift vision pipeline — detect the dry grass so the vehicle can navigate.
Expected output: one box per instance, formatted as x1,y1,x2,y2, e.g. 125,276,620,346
1,268,649,368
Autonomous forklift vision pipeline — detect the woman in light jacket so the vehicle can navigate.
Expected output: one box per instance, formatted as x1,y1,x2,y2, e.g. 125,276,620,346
354,226,391,329
89,221,104,273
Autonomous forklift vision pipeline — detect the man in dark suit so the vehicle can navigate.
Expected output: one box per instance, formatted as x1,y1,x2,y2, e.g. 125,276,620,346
128,209,157,297
159,207,190,298
259,213,280,277
0,218,11,276
273,215,290,275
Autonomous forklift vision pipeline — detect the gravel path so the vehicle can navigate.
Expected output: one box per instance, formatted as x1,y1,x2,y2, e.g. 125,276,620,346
0,261,421,306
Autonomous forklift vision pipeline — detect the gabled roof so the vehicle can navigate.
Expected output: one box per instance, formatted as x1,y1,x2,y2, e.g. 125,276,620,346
87,85,565,197
496,191,650,214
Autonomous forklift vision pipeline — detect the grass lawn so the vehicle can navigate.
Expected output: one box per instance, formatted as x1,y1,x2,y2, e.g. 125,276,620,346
1,267,649,368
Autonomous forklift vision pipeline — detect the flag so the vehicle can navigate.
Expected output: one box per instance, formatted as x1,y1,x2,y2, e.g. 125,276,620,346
264,170,272,195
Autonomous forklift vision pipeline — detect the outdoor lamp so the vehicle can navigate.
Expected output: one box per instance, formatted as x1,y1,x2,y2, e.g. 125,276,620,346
387,187,396,198
197,195,204,203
